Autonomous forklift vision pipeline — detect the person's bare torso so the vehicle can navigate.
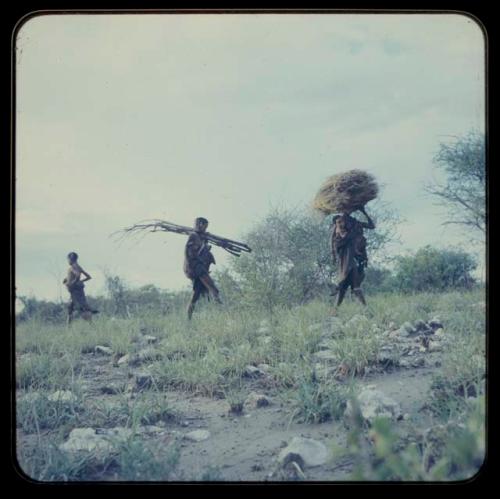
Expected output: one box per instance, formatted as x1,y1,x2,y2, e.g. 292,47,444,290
65,263,83,288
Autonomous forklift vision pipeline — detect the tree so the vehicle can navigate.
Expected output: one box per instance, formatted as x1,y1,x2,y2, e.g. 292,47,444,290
393,246,476,293
229,202,401,311
426,131,486,235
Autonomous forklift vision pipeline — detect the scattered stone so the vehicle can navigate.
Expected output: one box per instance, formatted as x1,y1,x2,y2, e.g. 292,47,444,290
184,429,211,442
134,372,155,390
411,357,425,368
278,437,329,468
143,335,158,344
245,392,272,409
399,322,416,336
388,321,397,331
95,345,113,356
59,427,132,456
117,354,130,365
428,341,442,352
129,349,163,367
429,317,443,329
419,346,427,353
181,421,190,427
345,386,402,423
257,363,271,372
399,359,411,368
47,390,78,403
251,463,264,472
243,365,266,378
377,351,399,368
403,413,411,421
220,347,231,357
414,320,428,331
434,328,445,338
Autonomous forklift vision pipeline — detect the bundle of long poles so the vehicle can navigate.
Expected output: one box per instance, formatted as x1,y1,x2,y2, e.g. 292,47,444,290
115,219,252,257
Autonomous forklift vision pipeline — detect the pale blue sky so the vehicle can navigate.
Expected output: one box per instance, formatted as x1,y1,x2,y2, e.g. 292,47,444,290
15,13,485,301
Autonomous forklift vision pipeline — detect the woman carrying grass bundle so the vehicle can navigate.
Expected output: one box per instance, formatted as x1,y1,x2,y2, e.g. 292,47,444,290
63,252,99,325
312,169,378,313
331,206,375,313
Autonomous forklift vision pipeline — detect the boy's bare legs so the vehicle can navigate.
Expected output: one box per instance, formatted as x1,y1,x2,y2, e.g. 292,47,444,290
200,274,222,304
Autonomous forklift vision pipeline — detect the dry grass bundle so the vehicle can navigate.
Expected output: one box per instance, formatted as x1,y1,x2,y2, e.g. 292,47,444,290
312,169,378,215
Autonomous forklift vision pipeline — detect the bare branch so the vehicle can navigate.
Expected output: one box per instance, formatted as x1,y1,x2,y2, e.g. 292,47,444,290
112,219,252,256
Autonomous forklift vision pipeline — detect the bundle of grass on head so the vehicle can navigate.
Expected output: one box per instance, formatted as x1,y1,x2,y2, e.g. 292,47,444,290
312,169,378,215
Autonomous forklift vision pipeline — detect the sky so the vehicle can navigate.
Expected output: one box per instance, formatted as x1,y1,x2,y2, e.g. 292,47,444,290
15,13,486,302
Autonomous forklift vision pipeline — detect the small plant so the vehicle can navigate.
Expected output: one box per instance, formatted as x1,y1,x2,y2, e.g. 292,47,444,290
334,395,485,481
223,385,246,415
290,375,351,424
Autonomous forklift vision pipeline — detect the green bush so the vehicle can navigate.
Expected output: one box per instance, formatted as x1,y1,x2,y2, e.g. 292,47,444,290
393,246,476,293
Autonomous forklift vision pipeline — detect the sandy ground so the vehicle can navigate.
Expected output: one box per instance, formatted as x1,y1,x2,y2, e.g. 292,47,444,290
16,334,446,482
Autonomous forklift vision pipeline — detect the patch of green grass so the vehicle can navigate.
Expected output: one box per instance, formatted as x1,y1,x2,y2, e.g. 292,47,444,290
17,432,180,482
17,389,84,433
290,375,354,424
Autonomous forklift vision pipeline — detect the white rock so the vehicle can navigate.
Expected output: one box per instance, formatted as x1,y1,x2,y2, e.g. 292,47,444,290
245,392,272,409
278,437,329,468
434,328,445,338
428,341,442,352
95,345,113,356
59,427,132,455
129,348,162,366
143,335,158,344
256,363,271,372
399,322,415,336
117,354,130,365
184,430,211,442
47,390,78,403
429,317,443,329
243,365,266,378
411,357,425,368
345,386,402,423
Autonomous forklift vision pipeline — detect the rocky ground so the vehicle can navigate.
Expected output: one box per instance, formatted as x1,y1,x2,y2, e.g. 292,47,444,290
16,313,474,481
